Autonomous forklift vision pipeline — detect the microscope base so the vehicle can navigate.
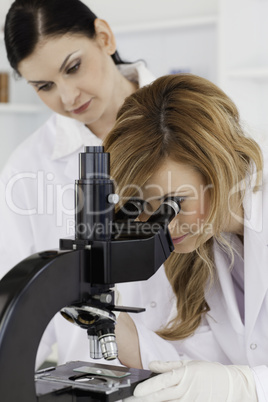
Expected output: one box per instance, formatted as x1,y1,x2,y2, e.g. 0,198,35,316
35,361,153,401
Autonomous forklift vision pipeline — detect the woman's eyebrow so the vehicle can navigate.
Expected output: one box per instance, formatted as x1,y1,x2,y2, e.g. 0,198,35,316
59,50,79,72
157,191,190,201
28,50,80,84
28,79,48,85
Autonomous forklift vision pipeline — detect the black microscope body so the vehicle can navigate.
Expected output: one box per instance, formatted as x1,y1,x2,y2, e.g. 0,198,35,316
0,147,180,402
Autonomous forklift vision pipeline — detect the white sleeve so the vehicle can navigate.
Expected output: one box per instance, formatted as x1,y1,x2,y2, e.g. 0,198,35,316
251,366,268,402
132,315,189,369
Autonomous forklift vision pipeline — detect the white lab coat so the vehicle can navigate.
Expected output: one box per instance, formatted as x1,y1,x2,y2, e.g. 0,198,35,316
0,61,268,400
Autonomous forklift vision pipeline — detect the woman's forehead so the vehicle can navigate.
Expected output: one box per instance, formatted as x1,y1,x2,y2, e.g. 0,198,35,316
18,34,93,77
142,158,206,196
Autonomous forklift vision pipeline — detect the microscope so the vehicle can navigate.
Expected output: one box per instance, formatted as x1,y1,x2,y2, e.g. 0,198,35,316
0,146,181,402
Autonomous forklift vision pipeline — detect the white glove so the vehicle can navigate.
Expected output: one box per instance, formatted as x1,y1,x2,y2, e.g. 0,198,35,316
124,360,258,402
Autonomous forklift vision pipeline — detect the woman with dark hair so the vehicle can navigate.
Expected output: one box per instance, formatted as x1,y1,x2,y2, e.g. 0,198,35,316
0,0,155,367
104,74,268,401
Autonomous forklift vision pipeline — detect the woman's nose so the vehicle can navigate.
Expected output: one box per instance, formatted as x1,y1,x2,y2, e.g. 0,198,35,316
58,82,80,108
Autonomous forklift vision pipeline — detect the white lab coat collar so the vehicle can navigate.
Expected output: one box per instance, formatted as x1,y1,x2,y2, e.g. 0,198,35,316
117,60,154,88
50,61,154,161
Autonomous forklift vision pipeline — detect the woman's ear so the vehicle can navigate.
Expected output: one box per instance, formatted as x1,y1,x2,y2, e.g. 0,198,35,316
94,18,117,55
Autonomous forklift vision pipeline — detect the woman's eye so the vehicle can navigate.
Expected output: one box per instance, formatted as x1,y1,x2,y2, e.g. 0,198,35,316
66,61,81,74
37,82,54,92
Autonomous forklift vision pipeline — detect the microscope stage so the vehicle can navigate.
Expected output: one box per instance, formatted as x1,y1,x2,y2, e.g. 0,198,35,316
35,360,153,401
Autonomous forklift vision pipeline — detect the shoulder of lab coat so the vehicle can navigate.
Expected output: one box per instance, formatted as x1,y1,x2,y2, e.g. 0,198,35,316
0,113,94,175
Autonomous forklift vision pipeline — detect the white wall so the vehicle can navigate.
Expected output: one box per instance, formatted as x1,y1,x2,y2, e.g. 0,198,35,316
84,0,217,26
0,0,218,32
86,0,218,83
85,0,218,82
0,0,12,30
218,0,268,142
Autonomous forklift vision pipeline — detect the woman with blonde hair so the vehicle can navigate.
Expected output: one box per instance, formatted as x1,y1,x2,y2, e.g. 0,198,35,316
104,74,268,401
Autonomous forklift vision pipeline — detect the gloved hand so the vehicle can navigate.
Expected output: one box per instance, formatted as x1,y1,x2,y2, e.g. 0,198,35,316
124,360,258,402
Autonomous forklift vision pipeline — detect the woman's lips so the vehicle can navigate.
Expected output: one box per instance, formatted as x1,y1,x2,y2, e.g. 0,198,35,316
71,100,91,114
172,233,189,245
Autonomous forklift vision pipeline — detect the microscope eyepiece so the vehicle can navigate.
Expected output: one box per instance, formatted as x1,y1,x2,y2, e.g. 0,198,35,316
115,198,146,221
76,146,115,241
79,146,110,179
115,196,181,225
147,196,181,226
84,146,104,153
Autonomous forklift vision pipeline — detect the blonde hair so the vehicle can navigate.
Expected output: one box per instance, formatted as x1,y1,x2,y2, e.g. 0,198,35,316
104,74,262,340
